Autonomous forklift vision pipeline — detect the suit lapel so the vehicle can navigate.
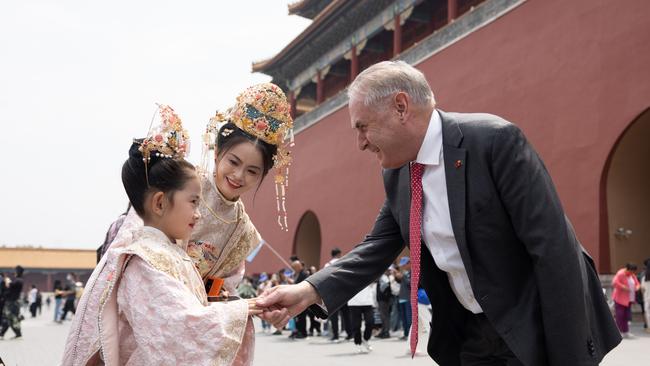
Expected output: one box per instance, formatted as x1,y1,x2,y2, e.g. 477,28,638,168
440,111,475,284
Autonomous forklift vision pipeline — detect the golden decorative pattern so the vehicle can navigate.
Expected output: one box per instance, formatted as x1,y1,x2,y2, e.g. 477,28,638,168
213,305,248,366
139,104,190,162
208,83,295,231
219,222,260,276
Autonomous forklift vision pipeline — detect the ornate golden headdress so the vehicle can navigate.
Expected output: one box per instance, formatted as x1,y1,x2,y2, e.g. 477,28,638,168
203,83,295,231
139,104,190,184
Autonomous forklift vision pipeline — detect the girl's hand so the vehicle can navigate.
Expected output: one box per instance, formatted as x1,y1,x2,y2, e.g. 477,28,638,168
247,298,263,316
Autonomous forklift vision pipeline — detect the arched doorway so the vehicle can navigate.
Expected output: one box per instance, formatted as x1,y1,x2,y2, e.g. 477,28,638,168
604,108,650,272
293,211,322,269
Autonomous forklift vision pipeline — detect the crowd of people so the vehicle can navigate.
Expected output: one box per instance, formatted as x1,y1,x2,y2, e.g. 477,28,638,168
2,256,650,352
244,254,650,356
237,249,433,355
0,267,85,340
241,253,650,361
52,273,84,323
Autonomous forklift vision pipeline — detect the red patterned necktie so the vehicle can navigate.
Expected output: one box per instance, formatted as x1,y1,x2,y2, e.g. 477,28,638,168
409,162,424,358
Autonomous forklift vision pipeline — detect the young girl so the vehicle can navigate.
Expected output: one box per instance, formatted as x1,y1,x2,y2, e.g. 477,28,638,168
62,105,263,365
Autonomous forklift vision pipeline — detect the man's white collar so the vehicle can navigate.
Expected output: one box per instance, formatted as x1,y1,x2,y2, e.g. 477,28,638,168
415,109,442,166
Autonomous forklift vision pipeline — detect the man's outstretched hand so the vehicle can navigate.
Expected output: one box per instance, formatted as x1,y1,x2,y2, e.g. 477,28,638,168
256,281,322,329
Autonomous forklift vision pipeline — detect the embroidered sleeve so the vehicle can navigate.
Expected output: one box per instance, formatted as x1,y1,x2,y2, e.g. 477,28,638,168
116,257,249,365
219,222,261,276
187,240,220,279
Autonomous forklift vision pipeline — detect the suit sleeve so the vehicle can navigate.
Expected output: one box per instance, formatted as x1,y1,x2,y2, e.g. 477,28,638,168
490,123,592,365
306,199,405,314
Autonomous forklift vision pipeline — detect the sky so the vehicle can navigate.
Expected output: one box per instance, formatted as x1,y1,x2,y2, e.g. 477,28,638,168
0,1,311,249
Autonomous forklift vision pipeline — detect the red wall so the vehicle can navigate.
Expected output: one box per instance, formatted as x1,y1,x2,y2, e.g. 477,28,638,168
244,0,650,274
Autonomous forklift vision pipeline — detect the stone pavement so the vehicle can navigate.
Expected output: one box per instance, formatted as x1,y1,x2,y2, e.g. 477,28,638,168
251,320,650,366
0,305,72,366
0,306,648,365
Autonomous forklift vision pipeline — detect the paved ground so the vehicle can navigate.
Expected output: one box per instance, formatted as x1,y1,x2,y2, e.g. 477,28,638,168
1,306,648,365
252,321,650,366
0,305,71,366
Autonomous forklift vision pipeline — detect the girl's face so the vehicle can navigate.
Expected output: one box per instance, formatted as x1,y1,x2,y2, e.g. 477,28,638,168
159,172,201,241
215,141,264,201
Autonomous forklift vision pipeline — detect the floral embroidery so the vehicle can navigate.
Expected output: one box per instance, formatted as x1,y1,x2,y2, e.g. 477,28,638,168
219,223,259,276
189,173,263,280
214,303,249,366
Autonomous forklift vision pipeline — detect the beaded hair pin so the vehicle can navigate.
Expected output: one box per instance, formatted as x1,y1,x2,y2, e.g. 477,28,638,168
138,104,190,185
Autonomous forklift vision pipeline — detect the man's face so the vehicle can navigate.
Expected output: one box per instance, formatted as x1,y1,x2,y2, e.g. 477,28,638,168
349,98,410,169
291,261,303,272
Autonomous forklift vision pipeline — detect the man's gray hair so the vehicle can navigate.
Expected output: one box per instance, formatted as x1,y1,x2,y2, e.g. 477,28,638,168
348,60,435,107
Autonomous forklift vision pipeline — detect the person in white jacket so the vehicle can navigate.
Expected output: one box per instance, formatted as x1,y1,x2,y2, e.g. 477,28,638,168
348,282,377,353
27,285,38,318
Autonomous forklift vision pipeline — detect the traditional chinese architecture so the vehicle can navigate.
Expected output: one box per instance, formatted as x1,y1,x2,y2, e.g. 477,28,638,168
0,247,95,291
243,0,650,275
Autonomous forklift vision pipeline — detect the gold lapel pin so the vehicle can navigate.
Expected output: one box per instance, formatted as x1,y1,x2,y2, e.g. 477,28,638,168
455,160,463,169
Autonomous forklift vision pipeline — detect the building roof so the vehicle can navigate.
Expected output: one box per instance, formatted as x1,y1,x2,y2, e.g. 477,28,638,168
0,247,96,270
252,0,394,89
252,0,348,73
288,0,334,19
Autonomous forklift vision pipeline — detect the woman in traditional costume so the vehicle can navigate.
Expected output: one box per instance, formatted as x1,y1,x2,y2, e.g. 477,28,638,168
63,83,294,365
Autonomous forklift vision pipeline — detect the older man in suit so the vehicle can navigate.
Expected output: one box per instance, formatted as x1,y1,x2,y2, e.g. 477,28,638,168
258,61,620,365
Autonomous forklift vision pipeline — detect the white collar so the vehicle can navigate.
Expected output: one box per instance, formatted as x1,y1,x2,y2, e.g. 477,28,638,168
142,226,174,245
415,109,442,166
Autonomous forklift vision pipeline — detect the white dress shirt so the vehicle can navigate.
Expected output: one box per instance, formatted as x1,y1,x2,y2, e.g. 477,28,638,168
348,283,377,307
415,110,483,314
